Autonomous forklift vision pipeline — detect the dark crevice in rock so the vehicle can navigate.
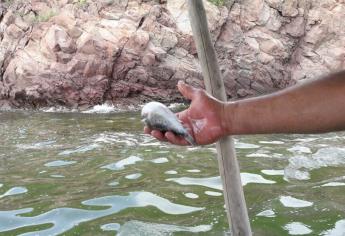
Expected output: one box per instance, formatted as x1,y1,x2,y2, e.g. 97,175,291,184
103,39,129,102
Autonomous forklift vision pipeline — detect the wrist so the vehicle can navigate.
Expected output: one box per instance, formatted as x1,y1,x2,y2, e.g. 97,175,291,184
220,101,238,136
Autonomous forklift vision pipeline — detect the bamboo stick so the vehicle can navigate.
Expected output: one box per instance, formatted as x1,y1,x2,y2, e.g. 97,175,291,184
187,1,252,235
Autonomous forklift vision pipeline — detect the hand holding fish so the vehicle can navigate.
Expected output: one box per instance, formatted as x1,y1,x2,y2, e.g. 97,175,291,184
145,71,345,145
144,81,227,146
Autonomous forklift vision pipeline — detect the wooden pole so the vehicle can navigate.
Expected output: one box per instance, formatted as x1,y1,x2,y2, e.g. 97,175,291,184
187,1,252,235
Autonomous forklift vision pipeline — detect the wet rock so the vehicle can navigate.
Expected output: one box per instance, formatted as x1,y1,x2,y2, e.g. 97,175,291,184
0,0,344,109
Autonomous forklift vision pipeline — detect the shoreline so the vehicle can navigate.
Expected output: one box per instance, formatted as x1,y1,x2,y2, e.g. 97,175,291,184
0,102,186,114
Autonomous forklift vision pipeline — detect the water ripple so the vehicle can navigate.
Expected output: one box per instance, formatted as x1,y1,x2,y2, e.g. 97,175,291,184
44,160,77,167
117,220,212,235
58,143,100,156
101,156,143,171
125,173,142,180
150,158,169,164
280,196,313,208
283,222,313,235
0,192,203,235
0,187,28,199
167,173,275,190
100,223,121,232
321,219,345,236
285,147,345,180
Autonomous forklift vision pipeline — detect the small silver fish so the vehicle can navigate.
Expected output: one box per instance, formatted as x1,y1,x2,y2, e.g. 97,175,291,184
141,102,196,145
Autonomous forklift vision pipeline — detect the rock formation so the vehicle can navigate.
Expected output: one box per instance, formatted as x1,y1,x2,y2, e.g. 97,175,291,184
0,0,344,109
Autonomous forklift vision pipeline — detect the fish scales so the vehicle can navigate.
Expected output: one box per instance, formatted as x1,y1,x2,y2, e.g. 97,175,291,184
141,102,196,145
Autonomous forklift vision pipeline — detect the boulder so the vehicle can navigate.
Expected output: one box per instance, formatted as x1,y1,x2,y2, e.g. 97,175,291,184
0,0,344,109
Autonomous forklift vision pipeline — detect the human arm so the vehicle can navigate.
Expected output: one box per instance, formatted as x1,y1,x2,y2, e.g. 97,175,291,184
228,70,345,135
144,70,345,145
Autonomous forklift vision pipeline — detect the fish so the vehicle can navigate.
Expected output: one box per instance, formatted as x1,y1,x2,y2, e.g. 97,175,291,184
141,102,196,145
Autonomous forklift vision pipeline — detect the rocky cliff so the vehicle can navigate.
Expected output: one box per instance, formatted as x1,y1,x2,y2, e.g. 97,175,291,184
0,0,344,109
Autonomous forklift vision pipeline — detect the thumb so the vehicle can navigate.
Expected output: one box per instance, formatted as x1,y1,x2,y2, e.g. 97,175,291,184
178,81,197,100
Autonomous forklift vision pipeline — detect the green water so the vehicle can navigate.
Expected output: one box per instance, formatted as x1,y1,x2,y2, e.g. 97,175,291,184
0,111,344,235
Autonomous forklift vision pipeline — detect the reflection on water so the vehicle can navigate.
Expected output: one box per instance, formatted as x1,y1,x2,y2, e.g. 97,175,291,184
256,209,276,218
283,222,313,235
44,160,77,167
117,220,212,235
102,156,143,171
0,111,344,235
279,196,313,208
322,220,345,236
167,173,275,190
0,192,203,235
0,187,28,199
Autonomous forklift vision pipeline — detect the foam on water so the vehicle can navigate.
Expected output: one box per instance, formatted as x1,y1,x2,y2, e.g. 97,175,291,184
321,219,345,236
44,160,77,167
187,169,201,173
117,220,212,235
102,156,143,171
58,143,100,156
280,196,313,208
125,173,142,180
83,104,117,114
41,106,74,113
284,168,310,181
167,173,275,190
0,184,3,188
0,187,28,199
0,192,203,235
285,147,345,180
94,133,137,146
288,146,312,154
283,222,313,235
256,209,276,218
150,157,169,164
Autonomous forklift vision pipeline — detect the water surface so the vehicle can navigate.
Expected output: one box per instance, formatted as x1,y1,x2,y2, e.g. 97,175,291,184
0,111,344,235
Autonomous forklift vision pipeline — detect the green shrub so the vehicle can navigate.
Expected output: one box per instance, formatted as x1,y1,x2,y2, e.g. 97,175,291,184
32,10,57,23
208,0,225,6
74,0,88,7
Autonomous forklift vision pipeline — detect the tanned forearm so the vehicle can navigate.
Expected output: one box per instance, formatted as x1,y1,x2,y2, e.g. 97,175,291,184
224,70,345,135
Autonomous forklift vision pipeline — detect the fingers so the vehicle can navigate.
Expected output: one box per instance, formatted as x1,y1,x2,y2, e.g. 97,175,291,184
165,132,190,146
144,126,192,146
144,126,151,134
151,130,168,142
144,127,167,142
178,81,198,100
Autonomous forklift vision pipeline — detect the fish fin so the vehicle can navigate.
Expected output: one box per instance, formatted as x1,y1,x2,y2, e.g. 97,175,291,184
185,133,197,146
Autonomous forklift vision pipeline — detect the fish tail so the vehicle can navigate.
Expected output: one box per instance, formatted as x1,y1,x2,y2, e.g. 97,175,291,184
185,133,197,146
